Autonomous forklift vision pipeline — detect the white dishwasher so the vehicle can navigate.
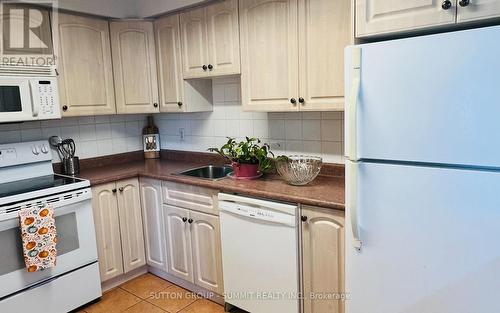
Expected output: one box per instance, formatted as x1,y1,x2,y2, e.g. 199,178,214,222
218,193,300,313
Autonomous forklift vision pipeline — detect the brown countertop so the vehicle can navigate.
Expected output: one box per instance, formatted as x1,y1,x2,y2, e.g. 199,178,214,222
77,156,345,210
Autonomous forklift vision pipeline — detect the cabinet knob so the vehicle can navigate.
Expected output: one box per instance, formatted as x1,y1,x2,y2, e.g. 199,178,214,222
442,0,452,9
153,103,158,108
202,65,208,71
298,97,305,104
112,188,117,193
62,105,68,111
301,215,308,222
119,187,124,192
208,64,213,70
290,98,297,104
177,102,183,107
459,0,470,6
182,217,187,223
188,218,193,224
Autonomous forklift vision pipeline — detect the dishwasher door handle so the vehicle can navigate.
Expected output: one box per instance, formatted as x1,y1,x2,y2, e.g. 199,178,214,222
220,202,296,227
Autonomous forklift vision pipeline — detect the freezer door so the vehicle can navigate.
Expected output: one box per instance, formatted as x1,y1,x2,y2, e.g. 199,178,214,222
345,25,500,167
345,161,500,313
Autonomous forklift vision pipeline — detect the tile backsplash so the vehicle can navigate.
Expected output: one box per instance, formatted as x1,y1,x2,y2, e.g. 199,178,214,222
0,77,345,164
158,77,345,164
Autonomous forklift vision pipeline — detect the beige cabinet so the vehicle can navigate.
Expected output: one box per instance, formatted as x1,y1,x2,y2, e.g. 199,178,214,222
301,206,345,313
116,178,146,273
57,13,116,116
155,14,214,113
110,21,159,114
457,0,500,23
240,0,350,112
180,0,240,79
356,0,457,37
91,178,146,282
139,178,167,271
91,182,123,282
164,205,194,282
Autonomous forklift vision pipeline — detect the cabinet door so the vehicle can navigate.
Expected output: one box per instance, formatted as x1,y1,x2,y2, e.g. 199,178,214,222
110,21,159,114
164,205,194,282
180,7,210,78
298,0,350,111
457,0,500,23
116,178,146,273
301,206,345,313
356,0,457,37
139,178,167,270
57,13,116,116
206,0,241,76
155,14,185,113
190,210,224,295
239,0,299,111
91,183,123,282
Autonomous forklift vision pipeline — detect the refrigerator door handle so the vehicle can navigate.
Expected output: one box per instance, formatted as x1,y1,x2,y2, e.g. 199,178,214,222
347,48,361,161
348,162,362,250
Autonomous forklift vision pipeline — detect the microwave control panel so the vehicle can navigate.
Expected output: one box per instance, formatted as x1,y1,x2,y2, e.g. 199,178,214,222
33,79,61,119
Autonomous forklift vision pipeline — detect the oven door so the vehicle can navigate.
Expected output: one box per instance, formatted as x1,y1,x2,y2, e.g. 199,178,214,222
0,77,34,123
0,188,98,299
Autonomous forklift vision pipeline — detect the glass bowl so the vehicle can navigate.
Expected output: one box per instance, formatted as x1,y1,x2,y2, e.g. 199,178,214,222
276,155,322,186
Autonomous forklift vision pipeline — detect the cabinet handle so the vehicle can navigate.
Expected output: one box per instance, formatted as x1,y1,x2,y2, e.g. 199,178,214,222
301,215,308,222
188,218,193,224
153,103,158,108
202,65,208,71
112,188,117,193
182,217,187,223
119,187,124,192
208,64,213,70
298,97,305,104
290,98,297,105
459,0,470,6
177,102,183,107
442,0,452,9
62,105,68,112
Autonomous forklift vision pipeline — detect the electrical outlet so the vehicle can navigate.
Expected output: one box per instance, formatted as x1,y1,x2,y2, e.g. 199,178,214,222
179,128,185,141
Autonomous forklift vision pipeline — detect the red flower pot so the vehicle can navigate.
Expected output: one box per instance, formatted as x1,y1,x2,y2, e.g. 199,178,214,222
231,162,259,178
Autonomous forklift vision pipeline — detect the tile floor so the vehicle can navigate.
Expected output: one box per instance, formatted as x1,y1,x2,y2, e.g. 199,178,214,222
76,273,224,313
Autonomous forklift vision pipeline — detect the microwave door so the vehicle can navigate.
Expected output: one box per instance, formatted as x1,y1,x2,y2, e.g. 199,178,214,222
0,78,34,123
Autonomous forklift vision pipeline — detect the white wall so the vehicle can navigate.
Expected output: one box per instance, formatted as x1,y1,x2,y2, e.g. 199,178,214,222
136,0,207,17
157,77,345,164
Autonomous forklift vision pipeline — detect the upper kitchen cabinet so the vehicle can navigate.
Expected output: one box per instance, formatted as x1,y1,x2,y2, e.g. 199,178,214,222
355,0,457,37
155,14,213,113
239,0,299,111
110,20,159,114
456,0,500,23
240,0,350,112
298,0,351,111
57,13,116,116
180,0,240,79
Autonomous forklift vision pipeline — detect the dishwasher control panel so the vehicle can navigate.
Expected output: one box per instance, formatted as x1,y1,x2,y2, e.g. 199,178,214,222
219,201,296,227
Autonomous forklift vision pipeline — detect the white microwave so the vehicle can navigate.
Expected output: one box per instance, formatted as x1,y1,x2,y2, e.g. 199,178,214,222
0,66,61,123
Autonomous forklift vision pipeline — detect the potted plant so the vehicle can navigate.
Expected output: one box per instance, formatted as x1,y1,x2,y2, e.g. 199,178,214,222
208,137,274,178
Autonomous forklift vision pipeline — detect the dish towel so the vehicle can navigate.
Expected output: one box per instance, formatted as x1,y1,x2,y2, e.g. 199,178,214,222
19,204,57,272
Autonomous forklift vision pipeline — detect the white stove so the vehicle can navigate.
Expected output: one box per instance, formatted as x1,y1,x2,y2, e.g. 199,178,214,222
0,140,101,313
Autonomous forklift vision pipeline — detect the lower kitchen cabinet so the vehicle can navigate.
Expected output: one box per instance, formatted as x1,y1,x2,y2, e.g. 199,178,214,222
91,178,146,282
301,205,345,313
164,204,224,295
140,178,168,271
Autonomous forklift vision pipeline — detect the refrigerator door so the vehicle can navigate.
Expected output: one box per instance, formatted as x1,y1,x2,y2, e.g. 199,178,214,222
345,25,500,167
345,160,500,313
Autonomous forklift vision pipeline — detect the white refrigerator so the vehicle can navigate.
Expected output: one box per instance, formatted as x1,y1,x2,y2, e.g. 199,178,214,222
344,25,500,313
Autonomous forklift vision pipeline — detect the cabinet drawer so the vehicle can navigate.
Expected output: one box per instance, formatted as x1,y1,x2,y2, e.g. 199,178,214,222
162,181,219,215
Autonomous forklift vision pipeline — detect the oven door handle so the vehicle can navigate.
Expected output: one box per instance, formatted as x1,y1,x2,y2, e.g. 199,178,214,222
29,80,39,117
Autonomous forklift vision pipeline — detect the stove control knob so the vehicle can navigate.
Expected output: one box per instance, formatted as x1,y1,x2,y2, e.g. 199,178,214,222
32,146,40,155
41,145,49,154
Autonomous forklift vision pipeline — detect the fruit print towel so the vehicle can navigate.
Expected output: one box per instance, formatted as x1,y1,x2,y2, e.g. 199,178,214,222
19,204,57,272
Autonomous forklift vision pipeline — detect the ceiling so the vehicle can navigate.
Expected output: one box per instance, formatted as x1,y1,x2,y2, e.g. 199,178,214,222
57,0,208,18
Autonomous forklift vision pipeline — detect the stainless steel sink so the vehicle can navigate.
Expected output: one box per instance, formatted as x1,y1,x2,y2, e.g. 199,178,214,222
176,165,233,181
